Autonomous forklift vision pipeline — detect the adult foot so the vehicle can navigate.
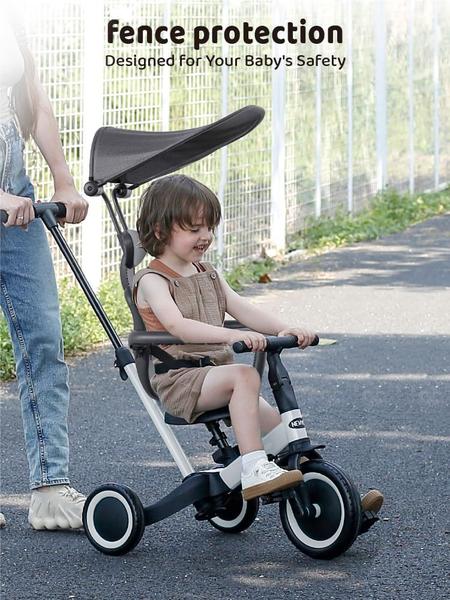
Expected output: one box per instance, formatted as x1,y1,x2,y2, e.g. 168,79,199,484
28,485,86,530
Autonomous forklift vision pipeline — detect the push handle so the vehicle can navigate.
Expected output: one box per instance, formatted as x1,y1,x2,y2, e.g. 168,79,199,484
0,202,66,225
233,334,320,354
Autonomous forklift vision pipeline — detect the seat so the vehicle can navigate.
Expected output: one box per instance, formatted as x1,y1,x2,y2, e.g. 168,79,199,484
164,407,231,426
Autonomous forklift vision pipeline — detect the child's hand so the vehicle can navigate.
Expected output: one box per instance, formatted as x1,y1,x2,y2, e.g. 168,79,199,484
277,327,316,350
229,330,267,352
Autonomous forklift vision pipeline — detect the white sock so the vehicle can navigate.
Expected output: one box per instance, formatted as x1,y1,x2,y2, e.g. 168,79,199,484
241,450,267,476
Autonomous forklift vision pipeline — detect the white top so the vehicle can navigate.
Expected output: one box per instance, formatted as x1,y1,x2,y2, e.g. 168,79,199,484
0,6,26,124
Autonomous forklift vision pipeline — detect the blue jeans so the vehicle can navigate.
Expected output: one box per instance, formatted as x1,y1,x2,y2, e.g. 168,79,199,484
0,119,71,490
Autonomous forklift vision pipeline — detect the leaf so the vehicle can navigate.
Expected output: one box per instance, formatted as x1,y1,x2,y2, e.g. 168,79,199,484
258,273,272,283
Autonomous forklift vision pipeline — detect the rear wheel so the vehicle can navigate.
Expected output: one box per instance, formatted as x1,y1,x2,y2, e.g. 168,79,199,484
83,483,145,555
209,491,259,533
280,460,361,559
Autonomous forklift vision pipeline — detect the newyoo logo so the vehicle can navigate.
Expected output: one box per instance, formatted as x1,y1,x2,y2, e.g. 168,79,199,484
288,418,305,429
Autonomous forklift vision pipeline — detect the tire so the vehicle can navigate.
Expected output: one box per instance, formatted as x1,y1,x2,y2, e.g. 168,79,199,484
209,491,259,534
83,483,145,555
279,460,361,560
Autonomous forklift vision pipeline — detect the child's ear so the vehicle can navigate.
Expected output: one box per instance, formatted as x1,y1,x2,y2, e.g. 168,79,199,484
154,223,161,240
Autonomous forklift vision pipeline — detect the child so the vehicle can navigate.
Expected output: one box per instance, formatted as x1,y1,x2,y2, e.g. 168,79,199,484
134,174,383,510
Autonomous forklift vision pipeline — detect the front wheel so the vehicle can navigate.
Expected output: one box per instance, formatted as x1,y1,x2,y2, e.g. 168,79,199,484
83,483,145,555
280,460,361,560
209,491,259,533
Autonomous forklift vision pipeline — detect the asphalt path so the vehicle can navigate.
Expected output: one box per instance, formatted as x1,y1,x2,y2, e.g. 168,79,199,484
1,214,449,599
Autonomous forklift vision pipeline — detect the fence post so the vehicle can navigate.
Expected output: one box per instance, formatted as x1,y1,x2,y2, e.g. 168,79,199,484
314,63,322,218
408,0,415,194
161,0,172,130
375,0,387,191
270,2,286,253
216,0,229,273
347,0,353,213
81,0,104,290
432,0,440,189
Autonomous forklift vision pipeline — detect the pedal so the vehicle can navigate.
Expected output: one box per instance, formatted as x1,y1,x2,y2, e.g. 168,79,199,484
261,488,295,505
359,510,380,535
212,445,239,466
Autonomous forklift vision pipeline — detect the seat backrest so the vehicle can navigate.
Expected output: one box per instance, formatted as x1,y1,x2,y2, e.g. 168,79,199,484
119,229,147,331
118,230,158,399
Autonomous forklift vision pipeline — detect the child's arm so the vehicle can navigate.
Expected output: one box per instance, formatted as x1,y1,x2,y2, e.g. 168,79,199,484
137,273,237,344
217,272,289,334
217,272,316,348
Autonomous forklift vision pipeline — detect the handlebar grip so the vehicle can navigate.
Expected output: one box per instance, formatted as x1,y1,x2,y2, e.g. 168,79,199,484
233,334,320,353
0,202,66,225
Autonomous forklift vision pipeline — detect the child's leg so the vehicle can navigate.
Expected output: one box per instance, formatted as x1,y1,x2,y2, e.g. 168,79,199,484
196,368,281,447
258,395,282,434
196,364,264,454
196,364,302,499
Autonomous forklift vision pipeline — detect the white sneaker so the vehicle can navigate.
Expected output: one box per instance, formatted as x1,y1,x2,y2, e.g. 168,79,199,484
0,512,5,528
28,485,86,530
241,459,303,501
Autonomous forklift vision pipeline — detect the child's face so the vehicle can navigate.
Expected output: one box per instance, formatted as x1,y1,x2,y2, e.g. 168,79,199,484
168,214,214,261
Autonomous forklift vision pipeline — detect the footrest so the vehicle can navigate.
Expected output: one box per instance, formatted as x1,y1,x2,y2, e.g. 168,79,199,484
164,407,231,426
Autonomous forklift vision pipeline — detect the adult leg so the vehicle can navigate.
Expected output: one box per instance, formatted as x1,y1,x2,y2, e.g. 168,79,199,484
0,218,71,489
0,121,84,529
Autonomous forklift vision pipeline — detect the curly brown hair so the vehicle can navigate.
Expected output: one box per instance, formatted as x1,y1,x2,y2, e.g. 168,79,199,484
136,174,222,258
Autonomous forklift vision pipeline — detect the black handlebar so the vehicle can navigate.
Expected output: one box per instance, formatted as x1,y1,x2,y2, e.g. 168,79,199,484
0,202,67,224
233,334,320,353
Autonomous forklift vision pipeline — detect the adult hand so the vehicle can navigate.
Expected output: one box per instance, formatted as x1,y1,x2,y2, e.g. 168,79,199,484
50,184,88,226
0,189,34,228
277,327,317,350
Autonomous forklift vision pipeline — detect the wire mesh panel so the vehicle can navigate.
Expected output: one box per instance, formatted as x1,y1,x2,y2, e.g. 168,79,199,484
285,1,318,237
438,0,450,185
101,0,166,279
317,0,348,218
224,0,273,265
15,0,450,287
166,0,223,266
385,0,411,193
22,0,84,281
351,0,378,210
412,0,435,192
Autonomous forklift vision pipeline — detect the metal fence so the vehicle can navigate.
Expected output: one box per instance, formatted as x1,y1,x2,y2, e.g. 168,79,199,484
21,0,450,288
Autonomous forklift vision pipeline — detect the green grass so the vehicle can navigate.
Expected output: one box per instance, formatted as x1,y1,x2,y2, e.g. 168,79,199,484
287,187,450,254
0,186,448,380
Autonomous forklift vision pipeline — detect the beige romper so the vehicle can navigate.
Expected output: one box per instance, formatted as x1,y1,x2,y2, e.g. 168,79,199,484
133,259,234,423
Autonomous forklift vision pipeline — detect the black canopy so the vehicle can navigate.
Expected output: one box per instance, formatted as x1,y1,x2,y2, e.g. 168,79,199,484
88,105,265,190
